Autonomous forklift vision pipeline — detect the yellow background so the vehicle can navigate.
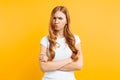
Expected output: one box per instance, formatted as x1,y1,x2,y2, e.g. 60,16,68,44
0,0,120,80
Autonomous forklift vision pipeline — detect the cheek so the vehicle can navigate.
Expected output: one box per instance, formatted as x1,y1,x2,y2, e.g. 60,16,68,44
60,22,66,27
61,20,67,25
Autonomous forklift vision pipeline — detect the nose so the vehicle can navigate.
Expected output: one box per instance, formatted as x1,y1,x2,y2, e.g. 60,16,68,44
55,19,59,24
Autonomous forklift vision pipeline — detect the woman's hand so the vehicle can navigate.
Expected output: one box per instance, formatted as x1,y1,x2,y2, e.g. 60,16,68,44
39,54,48,62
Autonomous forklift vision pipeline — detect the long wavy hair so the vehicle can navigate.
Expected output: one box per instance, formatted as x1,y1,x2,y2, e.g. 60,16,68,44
48,6,80,61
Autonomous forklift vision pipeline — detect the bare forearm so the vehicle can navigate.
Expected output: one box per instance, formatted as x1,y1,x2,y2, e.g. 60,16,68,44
40,58,72,72
59,62,81,71
59,56,83,71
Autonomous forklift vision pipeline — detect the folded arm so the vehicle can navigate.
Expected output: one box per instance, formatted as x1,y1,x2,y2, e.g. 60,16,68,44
39,44,72,72
58,43,83,71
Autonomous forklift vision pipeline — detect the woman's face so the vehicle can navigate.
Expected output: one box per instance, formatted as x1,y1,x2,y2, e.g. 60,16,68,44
52,11,67,31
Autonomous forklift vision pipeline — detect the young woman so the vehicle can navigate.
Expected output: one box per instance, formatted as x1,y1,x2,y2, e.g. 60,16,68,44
39,6,83,80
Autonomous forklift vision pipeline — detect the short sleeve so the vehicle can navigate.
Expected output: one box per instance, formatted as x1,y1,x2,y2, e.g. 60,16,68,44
40,36,49,48
74,34,81,45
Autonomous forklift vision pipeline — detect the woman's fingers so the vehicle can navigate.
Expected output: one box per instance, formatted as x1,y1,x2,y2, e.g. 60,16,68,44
39,54,48,62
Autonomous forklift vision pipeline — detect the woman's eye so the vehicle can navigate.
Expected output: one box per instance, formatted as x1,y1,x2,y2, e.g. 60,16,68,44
59,17,63,20
53,17,56,19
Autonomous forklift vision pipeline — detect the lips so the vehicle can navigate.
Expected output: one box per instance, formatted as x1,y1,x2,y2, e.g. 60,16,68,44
54,24,59,27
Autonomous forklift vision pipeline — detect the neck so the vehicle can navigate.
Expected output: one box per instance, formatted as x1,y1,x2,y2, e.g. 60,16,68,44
57,30,64,38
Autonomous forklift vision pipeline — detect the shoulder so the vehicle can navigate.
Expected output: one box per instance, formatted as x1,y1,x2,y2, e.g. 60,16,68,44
40,36,49,41
73,34,81,40
74,34,80,38
73,34,81,45
40,35,49,47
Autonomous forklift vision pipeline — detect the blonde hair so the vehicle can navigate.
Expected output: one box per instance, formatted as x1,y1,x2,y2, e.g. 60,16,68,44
48,6,80,61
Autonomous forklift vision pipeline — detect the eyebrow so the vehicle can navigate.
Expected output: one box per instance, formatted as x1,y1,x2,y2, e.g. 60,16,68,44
53,16,63,18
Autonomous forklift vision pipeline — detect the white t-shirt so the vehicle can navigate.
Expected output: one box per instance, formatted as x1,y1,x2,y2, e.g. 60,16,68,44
40,34,81,80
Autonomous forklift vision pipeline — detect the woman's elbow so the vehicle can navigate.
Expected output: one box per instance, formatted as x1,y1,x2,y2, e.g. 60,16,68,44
40,65,48,72
40,67,47,72
40,62,53,72
40,62,48,72
76,63,83,70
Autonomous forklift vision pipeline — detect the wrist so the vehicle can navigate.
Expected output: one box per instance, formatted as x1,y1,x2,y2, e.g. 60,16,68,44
68,58,72,63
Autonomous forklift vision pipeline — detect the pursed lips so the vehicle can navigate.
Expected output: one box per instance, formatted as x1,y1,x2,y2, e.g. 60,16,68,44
54,24,59,27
